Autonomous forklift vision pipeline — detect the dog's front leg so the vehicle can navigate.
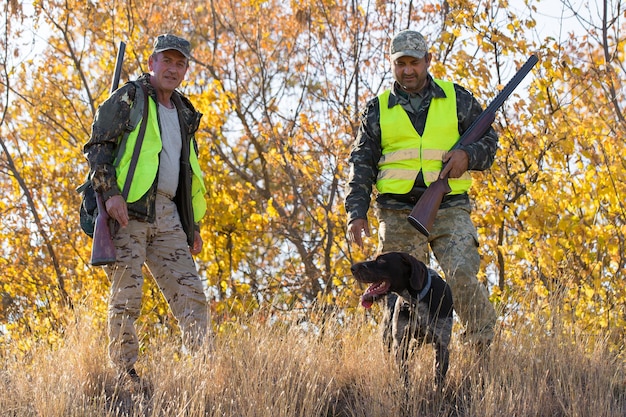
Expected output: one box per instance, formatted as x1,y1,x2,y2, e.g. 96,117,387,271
381,293,398,353
396,336,412,388
434,341,449,389
392,300,413,389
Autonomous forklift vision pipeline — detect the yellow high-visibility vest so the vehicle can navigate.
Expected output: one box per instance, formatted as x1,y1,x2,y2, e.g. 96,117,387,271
376,79,472,195
115,95,207,222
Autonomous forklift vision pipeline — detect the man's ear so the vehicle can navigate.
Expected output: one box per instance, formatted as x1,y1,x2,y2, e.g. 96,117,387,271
400,253,427,291
148,54,155,71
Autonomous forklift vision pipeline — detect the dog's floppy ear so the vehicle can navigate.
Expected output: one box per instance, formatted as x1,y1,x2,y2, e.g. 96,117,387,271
399,252,428,291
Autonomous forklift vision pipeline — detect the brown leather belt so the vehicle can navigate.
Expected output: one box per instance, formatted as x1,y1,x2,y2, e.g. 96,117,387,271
157,190,174,200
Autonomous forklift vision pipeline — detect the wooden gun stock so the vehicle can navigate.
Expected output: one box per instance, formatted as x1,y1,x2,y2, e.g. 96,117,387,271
89,41,126,266
90,193,117,265
408,54,539,237
407,177,451,236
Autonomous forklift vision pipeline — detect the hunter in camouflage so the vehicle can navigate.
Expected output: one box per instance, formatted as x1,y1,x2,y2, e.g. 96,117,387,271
83,34,209,382
345,30,497,350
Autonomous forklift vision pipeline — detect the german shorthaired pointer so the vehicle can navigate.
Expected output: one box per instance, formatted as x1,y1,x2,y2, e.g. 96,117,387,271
351,251,454,387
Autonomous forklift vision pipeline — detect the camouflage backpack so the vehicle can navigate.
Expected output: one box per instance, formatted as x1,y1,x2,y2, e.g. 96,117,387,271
77,81,147,237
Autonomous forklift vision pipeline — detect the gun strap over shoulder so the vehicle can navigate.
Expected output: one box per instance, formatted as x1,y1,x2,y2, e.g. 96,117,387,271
121,82,149,200
78,81,148,199
112,80,147,181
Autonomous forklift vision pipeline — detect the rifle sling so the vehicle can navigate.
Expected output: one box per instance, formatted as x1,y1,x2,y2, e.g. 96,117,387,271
121,83,149,200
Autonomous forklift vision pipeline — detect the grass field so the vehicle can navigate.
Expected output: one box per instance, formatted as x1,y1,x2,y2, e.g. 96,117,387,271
1,304,625,417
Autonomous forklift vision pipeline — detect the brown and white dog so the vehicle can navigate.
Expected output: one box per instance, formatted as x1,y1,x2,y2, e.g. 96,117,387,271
351,251,454,387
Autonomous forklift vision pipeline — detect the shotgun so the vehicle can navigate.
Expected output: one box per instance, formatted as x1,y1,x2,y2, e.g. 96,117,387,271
407,54,539,237
90,41,126,266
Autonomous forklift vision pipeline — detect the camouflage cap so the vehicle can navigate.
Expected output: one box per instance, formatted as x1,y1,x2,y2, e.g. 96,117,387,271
152,34,191,59
390,30,428,60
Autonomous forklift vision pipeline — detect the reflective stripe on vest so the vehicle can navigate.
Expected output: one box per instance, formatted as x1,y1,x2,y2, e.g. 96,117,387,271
376,80,472,195
115,96,207,222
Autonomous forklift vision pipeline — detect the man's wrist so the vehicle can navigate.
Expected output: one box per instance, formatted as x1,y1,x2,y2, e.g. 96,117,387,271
348,215,366,225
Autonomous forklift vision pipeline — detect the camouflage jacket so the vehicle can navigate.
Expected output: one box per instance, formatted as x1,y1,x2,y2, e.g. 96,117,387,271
344,75,499,225
83,73,202,227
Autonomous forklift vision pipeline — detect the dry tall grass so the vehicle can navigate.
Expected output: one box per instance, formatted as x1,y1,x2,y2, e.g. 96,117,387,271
1,304,625,417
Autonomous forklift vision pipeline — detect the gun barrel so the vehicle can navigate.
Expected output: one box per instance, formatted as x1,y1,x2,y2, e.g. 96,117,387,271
407,54,539,236
110,42,126,94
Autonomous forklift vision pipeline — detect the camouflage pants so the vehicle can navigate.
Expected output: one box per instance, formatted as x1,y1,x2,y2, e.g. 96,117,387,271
105,194,209,371
375,205,496,345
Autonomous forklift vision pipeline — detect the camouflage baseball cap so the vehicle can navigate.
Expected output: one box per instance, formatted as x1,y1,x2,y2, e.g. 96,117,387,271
390,30,428,60
152,34,191,59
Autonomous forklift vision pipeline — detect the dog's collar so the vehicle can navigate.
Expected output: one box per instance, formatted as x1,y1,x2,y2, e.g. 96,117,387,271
417,270,433,302
407,269,433,304
412,269,433,305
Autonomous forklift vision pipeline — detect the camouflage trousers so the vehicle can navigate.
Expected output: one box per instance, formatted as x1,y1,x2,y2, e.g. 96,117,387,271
375,205,496,345
104,194,209,371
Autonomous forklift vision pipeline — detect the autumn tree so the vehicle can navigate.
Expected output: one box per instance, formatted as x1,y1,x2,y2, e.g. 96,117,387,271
0,0,625,353
478,0,626,348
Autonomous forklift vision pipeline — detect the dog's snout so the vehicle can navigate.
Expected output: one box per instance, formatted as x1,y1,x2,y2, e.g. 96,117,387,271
351,262,369,274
